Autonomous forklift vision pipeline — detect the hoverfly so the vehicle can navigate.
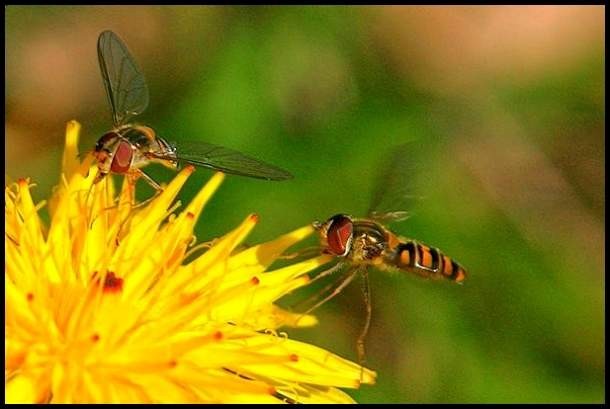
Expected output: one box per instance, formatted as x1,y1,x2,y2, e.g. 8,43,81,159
302,143,467,375
93,30,292,191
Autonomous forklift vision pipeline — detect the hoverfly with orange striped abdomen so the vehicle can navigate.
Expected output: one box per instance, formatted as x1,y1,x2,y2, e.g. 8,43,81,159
92,30,292,193
299,143,467,379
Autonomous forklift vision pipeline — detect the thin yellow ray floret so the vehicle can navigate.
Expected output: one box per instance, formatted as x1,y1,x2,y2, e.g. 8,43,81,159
61,120,82,180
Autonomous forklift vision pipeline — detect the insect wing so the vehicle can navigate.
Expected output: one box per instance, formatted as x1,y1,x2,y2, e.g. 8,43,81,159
367,142,423,223
152,141,293,181
97,30,149,127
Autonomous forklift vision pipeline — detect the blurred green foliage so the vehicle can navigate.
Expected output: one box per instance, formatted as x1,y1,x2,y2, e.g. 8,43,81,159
5,6,604,403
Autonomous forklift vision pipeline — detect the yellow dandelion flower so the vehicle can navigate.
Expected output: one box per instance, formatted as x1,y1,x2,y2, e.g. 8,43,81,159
5,121,376,404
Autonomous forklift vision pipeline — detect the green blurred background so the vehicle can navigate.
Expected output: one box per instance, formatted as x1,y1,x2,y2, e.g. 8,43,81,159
5,6,604,403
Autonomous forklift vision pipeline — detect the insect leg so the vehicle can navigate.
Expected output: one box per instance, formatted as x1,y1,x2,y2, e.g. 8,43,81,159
292,262,347,314
126,169,163,209
308,260,347,285
301,265,359,317
357,268,372,384
135,169,162,192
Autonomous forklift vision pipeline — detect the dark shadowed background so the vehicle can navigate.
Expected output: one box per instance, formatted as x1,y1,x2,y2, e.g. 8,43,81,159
5,5,604,403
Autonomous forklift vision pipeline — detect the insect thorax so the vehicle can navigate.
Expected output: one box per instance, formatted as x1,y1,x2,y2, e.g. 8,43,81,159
348,220,388,264
119,125,178,170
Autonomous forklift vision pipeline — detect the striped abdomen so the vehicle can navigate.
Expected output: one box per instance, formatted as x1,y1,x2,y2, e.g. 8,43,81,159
387,238,466,283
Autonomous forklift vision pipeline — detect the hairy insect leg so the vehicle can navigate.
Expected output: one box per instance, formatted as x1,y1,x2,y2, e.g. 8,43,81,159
300,265,359,318
136,168,162,191
357,269,372,384
308,260,346,285
292,262,347,314
119,169,164,210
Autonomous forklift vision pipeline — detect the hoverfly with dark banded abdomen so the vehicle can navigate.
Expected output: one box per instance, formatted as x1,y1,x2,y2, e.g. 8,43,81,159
93,30,292,192
298,143,467,379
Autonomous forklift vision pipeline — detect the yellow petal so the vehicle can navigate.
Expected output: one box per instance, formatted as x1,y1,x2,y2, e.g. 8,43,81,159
62,120,81,180
229,225,316,272
5,374,43,404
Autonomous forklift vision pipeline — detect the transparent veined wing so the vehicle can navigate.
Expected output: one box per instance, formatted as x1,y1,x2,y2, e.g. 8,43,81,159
97,30,149,127
149,140,293,181
367,142,424,223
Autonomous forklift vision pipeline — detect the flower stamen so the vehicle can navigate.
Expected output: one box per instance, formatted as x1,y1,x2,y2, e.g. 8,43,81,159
102,272,123,293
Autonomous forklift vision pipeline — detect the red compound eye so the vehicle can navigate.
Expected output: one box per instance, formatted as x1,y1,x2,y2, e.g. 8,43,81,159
110,140,133,174
326,214,353,256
